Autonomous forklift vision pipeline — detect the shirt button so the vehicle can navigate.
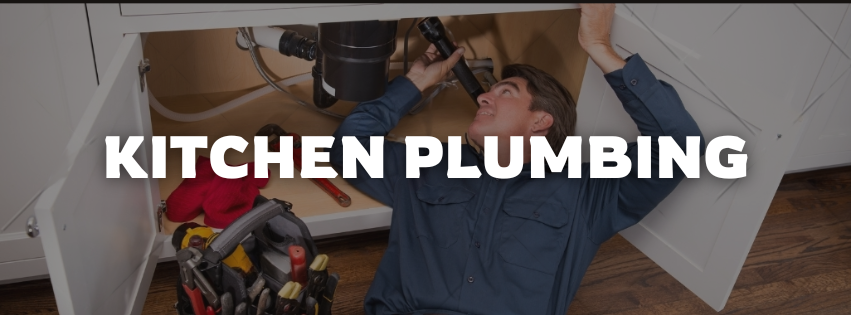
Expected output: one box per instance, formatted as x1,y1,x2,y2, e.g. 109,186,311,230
631,79,638,86
468,276,475,283
475,241,481,248
438,197,444,202
533,211,540,218
619,84,626,90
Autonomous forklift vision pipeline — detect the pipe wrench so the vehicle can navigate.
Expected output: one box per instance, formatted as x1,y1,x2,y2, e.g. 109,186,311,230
256,123,352,207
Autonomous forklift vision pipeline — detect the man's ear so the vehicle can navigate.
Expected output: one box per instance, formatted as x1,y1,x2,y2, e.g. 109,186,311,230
531,112,554,134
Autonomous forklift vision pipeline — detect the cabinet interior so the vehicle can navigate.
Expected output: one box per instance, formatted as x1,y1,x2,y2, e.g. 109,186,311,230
144,9,588,234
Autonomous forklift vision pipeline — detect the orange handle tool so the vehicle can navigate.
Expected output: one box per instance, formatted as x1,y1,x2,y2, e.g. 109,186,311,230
183,284,206,315
292,146,352,207
261,124,352,207
289,245,308,287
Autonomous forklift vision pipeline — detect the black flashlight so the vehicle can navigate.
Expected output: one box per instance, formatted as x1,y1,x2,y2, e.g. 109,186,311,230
418,17,485,105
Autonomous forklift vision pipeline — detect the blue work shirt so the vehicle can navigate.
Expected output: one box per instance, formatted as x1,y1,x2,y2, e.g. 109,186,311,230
329,54,704,315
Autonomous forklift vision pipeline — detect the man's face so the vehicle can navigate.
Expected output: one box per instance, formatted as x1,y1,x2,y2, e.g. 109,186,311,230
468,77,539,147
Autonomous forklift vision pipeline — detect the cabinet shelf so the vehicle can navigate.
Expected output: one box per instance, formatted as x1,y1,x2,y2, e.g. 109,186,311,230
152,75,481,235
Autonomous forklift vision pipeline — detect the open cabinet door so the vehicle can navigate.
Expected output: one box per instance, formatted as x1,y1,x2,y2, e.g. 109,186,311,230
34,33,161,315
576,5,833,311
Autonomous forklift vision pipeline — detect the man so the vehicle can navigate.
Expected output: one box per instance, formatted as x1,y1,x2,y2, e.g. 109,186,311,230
329,4,704,315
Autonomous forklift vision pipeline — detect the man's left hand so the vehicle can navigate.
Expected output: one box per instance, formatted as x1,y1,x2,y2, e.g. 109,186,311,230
405,43,465,93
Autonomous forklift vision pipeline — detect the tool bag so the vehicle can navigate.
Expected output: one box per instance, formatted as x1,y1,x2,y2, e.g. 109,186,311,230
173,195,339,315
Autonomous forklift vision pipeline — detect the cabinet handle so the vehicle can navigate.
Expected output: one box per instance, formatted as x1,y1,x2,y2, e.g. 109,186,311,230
26,216,39,238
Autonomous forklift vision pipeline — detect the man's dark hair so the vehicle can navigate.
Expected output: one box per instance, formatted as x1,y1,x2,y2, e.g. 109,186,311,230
501,64,577,151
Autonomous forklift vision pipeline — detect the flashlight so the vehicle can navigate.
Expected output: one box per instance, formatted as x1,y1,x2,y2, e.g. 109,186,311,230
418,17,485,105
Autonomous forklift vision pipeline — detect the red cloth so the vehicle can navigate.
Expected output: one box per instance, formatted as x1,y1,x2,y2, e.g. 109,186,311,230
203,162,269,228
165,156,215,222
165,156,270,228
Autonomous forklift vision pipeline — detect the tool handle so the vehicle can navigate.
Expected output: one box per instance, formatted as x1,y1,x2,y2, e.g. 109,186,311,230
317,273,339,315
204,200,287,263
183,285,206,315
289,245,308,287
309,178,352,207
293,147,352,207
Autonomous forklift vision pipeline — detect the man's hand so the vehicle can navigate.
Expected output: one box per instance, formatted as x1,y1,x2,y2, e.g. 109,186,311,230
405,43,465,93
578,4,626,74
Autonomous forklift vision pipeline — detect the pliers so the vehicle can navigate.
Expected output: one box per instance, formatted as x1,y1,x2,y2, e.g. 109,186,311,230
178,247,221,314
177,248,206,315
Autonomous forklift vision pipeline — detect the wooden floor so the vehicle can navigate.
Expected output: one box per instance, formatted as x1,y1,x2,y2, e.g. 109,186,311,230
2,166,849,314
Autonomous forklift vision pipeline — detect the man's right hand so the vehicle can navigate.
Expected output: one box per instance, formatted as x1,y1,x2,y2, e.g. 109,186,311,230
405,43,465,93
578,3,626,74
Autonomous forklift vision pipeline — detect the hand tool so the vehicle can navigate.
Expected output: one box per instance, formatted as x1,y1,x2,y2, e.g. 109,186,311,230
256,124,352,207
303,296,317,315
274,281,302,315
306,254,329,300
291,133,351,207
176,248,206,315
418,16,485,104
188,235,205,250
256,288,271,315
233,302,248,315
317,273,339,315
247,273,266,302
206,306,215,315
221,292,234,315
184,226,214,250
183,247,221,311
172,222,206,251
234,302,247,315
288,245,308,287
205,232,255,275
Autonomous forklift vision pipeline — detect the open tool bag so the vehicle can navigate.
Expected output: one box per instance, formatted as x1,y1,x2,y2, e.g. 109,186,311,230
173,195,340,315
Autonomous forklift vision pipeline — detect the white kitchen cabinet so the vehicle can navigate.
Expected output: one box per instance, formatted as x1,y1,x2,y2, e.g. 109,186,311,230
11,3,851,315
786,5,851,172
0,4,97,284
585,4,846,310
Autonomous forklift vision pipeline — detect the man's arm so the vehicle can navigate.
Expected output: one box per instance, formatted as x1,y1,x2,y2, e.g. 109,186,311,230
328,44,464,205
576,4,705,244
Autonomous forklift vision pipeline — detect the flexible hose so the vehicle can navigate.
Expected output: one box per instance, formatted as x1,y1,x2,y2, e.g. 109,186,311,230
148,73,312,122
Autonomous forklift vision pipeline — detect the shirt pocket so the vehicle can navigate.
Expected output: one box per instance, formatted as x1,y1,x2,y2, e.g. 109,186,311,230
498,199,572,275
414,183,475,248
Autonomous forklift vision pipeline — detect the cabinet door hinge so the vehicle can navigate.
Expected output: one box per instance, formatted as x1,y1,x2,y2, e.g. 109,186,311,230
156,200,166,233
139,58,151,92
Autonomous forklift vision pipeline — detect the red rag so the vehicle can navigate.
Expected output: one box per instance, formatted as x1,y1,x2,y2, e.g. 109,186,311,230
202,162,270,228
165,156,216,222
